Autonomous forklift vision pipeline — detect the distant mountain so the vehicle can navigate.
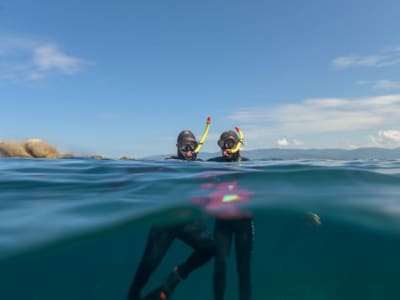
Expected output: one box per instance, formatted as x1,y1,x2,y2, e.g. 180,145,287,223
141,147,400,160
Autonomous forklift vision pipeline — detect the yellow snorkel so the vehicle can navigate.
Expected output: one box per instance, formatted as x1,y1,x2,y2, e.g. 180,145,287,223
228,126,244,154
193,116,211,154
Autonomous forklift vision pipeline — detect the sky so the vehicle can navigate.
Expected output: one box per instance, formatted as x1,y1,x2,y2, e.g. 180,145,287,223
1,0,400,158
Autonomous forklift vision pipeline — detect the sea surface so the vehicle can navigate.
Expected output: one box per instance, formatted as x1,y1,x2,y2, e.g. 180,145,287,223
1,157,400,300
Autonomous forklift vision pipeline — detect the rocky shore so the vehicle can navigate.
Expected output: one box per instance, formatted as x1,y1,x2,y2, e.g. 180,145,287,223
0,139,135,160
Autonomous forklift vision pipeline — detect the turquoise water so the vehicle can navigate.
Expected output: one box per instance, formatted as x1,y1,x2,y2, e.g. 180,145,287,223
1,158,400,299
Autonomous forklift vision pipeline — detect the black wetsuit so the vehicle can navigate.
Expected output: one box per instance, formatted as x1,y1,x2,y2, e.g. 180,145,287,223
128,156,214,300
207,153,248,163
208,153,253,300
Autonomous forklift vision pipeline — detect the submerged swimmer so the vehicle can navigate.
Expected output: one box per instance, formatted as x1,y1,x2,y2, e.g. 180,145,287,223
127,118,215,300
208,128,253,300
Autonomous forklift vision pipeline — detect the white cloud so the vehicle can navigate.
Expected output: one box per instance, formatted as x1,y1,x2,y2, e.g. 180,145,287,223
0,35,36,53
374,80,400,90
0,34,87,82
381,130,400,142
229,95,400,134
332,48,400,70
369,130,400,147
276,138,289,146
293,139,304,146
275,138,303,147
227,94,400,149
332,55,380,69
33,44,84,74
348,144,360,150
356,80,400,90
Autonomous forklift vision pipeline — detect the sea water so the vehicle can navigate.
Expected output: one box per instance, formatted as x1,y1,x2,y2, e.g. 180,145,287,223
0,157,400,300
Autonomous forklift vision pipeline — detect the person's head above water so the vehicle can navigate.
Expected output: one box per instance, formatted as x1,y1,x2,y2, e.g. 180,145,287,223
217,130,241,160
176,130,198,160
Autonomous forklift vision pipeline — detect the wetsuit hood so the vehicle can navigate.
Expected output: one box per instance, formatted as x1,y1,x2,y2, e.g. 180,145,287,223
177,130,197,144
218,130,239,145
176,130,197,160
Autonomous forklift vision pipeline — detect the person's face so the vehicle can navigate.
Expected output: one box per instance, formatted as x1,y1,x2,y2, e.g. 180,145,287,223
178,141,197,160
218,137,237,158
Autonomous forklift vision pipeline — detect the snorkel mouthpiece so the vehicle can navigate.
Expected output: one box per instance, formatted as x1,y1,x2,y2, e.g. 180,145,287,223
193,116,211,154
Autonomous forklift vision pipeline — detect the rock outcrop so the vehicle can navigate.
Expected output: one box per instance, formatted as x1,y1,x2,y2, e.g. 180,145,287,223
0,139,135,160
119,156,136,160
0,139,71,158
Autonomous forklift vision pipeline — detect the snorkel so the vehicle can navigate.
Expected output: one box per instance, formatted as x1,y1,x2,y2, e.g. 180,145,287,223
193,116,211,154
227,126,243,154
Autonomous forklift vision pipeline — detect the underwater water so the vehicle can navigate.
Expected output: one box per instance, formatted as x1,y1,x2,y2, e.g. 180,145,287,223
1,158,400,300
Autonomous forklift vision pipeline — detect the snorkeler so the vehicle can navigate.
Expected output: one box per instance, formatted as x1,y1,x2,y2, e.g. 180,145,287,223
128,118,215,300
208,128,253,300
208,128,248,163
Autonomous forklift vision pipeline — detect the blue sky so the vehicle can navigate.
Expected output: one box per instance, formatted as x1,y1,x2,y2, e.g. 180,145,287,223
1,0,400,158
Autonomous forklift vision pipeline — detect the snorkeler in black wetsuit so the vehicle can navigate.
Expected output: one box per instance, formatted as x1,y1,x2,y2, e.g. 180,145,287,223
208,129,253,300
128,130,215,300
